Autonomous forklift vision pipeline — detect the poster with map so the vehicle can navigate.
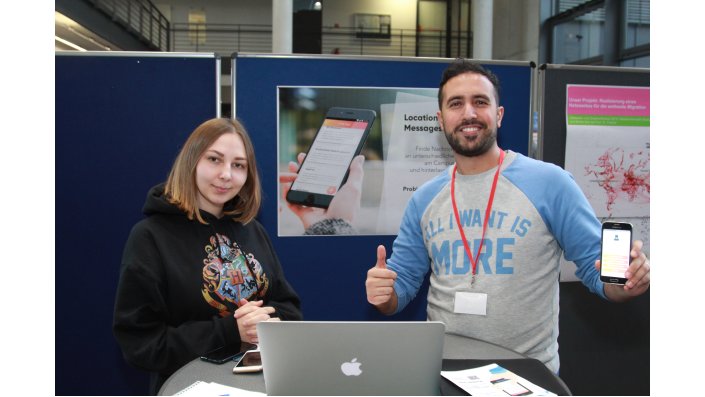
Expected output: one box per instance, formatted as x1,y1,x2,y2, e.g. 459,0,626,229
561,85,650,281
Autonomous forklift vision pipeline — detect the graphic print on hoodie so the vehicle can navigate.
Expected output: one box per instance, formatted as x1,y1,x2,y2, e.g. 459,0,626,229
201,233,270,316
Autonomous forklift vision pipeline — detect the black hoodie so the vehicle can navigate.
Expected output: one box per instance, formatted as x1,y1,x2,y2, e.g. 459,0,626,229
113,184,302,394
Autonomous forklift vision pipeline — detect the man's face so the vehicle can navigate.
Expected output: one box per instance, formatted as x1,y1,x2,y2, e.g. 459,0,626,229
437,72,504,157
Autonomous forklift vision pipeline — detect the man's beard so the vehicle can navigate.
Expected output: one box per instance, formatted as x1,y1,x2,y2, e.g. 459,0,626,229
443,121,497,157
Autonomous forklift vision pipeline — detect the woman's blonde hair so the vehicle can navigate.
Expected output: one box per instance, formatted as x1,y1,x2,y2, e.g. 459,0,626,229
164,118,261,224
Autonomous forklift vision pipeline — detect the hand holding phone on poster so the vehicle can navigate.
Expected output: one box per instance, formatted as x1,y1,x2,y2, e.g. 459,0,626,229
280,152,365,230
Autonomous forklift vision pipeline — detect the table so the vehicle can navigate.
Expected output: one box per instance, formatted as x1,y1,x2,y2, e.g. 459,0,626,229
159,333,570,395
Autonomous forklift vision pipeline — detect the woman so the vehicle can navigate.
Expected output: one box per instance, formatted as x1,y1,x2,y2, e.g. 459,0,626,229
113,118,302,394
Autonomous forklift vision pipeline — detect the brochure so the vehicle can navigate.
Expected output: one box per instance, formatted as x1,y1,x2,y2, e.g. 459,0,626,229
441,363,556,396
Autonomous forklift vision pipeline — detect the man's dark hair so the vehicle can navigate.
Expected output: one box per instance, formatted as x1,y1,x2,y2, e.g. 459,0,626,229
437,59,501,108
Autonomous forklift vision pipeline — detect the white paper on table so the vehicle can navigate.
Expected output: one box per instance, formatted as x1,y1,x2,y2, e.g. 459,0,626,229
441,363,556,396
174,380,265,396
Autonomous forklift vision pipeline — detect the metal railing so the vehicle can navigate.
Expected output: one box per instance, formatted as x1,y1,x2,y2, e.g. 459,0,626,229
89,0,170,51
171,23,272,54
171,23,471,58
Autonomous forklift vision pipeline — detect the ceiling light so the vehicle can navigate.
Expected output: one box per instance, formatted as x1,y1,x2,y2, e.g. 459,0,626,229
55,36,87,51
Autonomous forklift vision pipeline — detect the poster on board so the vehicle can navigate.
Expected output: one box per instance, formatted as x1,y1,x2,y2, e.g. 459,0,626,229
560,84,650,281
277,86,453,236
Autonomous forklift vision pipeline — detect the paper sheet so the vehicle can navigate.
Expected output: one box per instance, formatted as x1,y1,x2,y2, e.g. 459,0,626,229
441,363,556,396
174,380,265,396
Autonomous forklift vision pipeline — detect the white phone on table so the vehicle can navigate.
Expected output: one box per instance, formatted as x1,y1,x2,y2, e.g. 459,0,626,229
232,349,263,373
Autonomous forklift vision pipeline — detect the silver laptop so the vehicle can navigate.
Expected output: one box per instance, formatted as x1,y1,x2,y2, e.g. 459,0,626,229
257,321,445,396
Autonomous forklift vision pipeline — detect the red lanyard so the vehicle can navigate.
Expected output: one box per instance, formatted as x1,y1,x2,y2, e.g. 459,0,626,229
450,150,505,286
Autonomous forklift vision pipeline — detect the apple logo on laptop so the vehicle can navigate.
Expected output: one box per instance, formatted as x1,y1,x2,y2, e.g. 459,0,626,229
340,358,362,376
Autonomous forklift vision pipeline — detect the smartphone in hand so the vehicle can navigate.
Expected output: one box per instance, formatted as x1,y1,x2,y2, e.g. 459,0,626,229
200,342,257,364
599,222,633,284
285,107,376,209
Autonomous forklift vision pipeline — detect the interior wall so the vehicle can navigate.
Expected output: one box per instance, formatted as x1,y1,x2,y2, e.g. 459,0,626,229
316,0,418,30
418,0,447,31
156,0,272,25
156,0,419,30
153,0,541,62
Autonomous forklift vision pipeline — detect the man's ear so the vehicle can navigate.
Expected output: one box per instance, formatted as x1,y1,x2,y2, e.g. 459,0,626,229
496,106,505,128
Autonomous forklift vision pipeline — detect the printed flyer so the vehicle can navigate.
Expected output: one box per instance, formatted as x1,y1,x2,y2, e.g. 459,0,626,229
441,363,556,396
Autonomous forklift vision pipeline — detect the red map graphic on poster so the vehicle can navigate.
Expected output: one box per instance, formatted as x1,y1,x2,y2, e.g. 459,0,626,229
584,147,650,215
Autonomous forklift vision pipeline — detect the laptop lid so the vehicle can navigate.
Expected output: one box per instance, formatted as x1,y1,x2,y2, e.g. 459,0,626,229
257,321,445,396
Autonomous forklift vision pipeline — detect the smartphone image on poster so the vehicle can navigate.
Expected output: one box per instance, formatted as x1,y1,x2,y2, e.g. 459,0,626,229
199,342,257,364
286,107,376,209
491,378,532,396
599,221,633,284
232,349,263,373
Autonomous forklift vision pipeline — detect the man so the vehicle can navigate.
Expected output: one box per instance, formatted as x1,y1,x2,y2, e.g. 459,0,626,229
365,59,650,373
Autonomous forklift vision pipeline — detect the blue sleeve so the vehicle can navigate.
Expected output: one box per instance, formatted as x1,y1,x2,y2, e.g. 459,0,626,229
505,155,606,299
387,173,450,313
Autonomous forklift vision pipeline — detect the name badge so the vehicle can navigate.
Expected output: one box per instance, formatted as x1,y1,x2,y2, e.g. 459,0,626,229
453,291,487,316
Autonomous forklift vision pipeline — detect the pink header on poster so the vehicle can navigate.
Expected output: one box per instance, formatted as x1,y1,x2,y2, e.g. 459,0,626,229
323,119,354,128
567,85,649,117
351,121,368,130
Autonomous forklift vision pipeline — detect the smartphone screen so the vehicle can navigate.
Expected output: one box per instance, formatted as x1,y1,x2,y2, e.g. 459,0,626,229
600,222,632,284
235,350,262,368
286,108,375,208
232,350,263,373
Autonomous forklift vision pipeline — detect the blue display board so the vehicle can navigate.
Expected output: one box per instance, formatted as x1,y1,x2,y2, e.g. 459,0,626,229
232,54,534,323
55,52,219,396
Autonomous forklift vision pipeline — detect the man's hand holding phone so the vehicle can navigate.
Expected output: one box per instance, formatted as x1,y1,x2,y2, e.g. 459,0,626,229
280,152,365,230
596,239,651,302
284,107,374,210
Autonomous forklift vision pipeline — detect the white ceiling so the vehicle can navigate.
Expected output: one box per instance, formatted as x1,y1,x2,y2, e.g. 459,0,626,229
54,11,120,51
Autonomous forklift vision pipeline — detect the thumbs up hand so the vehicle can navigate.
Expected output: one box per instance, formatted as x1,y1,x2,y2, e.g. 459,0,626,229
365,245,398,314
375,244,388,269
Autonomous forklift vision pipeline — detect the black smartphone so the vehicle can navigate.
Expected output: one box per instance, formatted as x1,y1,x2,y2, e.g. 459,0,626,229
232,350,263,373
599,221,633,284
200,342,257,364
285,107,376,209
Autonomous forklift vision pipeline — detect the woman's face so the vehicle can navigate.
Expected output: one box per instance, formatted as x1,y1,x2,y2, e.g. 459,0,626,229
195,132,248,217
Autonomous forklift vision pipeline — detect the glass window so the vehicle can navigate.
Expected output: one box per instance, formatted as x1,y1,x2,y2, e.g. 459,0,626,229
619,55,649,68
552,6,605,64
625,0,650,48
557,0,600,13
544,0,649,66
